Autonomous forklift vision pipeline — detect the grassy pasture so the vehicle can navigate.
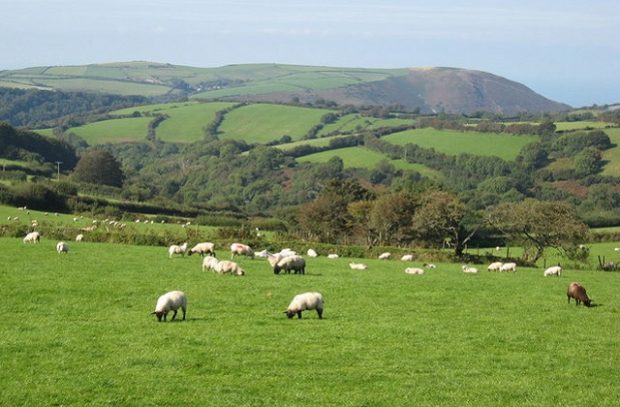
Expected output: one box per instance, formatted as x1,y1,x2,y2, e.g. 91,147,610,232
601,128,620,177
384,129,538,160
318,114,414,136
554,121,613,131
1,237,619,406
67,117,152,144
218,104,334,143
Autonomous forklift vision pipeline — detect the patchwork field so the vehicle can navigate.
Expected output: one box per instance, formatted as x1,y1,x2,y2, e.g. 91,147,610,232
67,117,152,144
1,237,619,406
318,114,415,137
601,128,620,177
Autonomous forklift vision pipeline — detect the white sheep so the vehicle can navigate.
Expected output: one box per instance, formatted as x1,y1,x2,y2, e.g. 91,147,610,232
405,267,425,275
188,242,216,257
401,254,414,261
23,231,41,244
614,247,620,252
56,241,69,254
500,262,517,272
544,265,562,277
462,265,478,274
168,242,188,258
276,248,297,257
307,248,318,257
202,256,220,272
254,249,270,258
75,234,84,242
424,263,437,269
378,252,391,260
151,290,187,322
487,261,503,272
285,292,324,319
327,254,339,259
215,260,245,276
268,254,306,275
349,262,368,270
230,242,254,259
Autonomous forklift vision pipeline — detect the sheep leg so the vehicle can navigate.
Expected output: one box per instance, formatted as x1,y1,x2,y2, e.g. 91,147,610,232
171,310,178,320
567,295,571,304
317,308,323,319
182,308,186,321
297,311,302,319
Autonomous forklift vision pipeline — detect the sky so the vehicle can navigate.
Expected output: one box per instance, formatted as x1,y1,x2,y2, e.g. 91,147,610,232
2,0,619,107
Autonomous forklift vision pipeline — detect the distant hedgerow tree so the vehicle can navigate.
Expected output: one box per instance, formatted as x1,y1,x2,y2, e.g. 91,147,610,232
72,149,124,187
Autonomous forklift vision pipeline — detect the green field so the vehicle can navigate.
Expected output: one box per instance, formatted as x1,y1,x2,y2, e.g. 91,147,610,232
299,146,443,179
318,114,414,137
384,129,538,160
68,117,152,144
554,121,613,131
601,128,620,177
218,104,335,143
1,237,619,405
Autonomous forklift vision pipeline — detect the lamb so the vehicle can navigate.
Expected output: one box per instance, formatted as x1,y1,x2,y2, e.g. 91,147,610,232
168,242,188,258
268,254,306,275
23,231,41,244
349,262,368,270
401,254,414,261
499,262,517,272
285,292,324,319
487,261,503,272
75,234,84,242
544,265,562,277
230,242,254,259
378,252,391,260
567,282,591,307
405,267,425,275
462,265,478,274
202,256,220,272
56,241,69,254
151,290,187,322
327,254,339,259
215,260,246,276
307,248,318,257
188,242,216,257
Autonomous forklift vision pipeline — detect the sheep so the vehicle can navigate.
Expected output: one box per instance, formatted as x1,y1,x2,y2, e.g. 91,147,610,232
268,254,306,275
202,256,220,272
500,262,517,272
255,249,270,258
544,265,562,277
567,282,591,307
424,263,436,269
75,234,84,242
168,242,188,258
187,242,216,257
349,262,368,270
378,252,391,260
614,247,620,252
276,248,297,257
230,242,254,259
56,241,69,254
23,231,41,244
405,267,425,275
151,290,187,322
487,261,503,272
307,248,318,257
327,254,339,259
462,265,479,274
215,260,246,276
495,246,502,251
401,254,414,261
285,292,324,319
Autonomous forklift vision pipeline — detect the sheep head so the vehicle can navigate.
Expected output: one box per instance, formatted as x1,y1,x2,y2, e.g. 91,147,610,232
151,311,165,322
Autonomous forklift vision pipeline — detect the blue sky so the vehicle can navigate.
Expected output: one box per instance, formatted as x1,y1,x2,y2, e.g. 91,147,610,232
2,0,618,107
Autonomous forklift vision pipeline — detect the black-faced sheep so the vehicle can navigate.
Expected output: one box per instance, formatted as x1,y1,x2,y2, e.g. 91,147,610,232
23,231,41,244
567,282,591,307
268,254,306,275
152,290,187,322
168,242,188,258
56,241,69,254
285,292,323,319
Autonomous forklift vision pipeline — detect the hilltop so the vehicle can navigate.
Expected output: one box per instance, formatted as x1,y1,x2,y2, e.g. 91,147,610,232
0,61,569,114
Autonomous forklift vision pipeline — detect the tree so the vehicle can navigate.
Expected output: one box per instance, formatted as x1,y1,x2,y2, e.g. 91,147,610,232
368,192,417,246
412,190,478,256
573,147,602,178
72,149,124,187
487,199,589,263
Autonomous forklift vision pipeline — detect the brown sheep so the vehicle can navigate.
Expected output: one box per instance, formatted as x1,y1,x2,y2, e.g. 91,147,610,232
567,282,592,307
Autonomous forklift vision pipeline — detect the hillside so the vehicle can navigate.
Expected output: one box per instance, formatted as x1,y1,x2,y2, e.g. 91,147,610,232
0,62,569,114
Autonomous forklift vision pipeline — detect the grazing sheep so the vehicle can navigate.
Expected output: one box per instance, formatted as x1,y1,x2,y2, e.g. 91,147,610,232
255,249,270,258
202,256,220,272
268,254,306,275
544,265,562,277
495,246,501,251
285,292,324,319
23,231,41,244
462,265,479,274
188,242,216,257
487,261,503,272
401,254,414,261
230,243,254,259
276,248,297,257
378,252,391,260
75,234,84,242
327,254,339,259
614,247,620,252
499,262,517,272
405,267,425,275
567,282,591,307
215,260,245,276
307,248,318,257
152,290,187,322
424,263,436,269
349,262,368,270
56,241,69,254
168,242,188,258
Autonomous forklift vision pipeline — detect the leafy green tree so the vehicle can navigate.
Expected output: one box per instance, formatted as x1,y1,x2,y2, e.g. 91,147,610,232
574,147,602,178
72,149,124,187
368,192,416,246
